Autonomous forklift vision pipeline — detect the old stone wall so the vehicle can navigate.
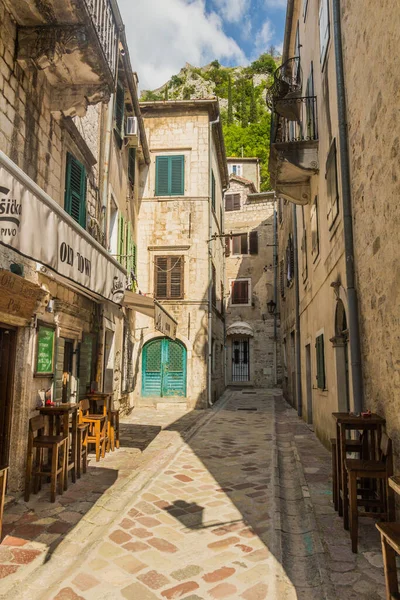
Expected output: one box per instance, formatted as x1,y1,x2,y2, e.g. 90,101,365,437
341,0,400,460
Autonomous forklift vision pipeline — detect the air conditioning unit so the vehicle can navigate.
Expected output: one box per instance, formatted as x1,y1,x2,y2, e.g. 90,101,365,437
126,116,138,136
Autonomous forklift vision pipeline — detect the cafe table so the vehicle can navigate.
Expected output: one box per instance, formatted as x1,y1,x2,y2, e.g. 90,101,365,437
38,403,79,489
332,412,385,530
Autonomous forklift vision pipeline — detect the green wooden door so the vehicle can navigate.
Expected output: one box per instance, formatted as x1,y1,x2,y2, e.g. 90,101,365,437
142,339,186,398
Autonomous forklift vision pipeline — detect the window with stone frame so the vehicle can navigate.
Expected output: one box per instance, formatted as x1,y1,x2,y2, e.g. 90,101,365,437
154,256,184,299
311,195,320,261
225,193,241,212
326,139,339,229
231,279,250,305
229,231,258,256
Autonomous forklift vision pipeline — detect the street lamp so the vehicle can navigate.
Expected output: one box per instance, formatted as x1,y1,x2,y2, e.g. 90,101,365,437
267,300,277,315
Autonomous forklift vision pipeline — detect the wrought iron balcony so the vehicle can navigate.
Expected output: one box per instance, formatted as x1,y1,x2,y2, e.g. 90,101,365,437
266,57,302,111
14,0,119,116
269,96,319,206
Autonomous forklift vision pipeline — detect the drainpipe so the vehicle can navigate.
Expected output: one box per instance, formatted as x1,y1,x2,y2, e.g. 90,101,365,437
293,204,302,417
101,93,115,241
332,0,364,413
273,194,278,386
208,115,220,407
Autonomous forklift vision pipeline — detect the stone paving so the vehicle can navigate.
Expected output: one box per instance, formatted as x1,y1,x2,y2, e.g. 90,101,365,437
0,391,391,599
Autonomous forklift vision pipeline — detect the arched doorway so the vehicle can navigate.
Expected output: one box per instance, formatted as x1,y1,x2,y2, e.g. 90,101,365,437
142,338,187,398
332,300,350,412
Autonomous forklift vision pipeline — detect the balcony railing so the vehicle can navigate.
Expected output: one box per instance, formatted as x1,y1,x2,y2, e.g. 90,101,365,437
84,0,118,77
267,57,302,110
271,97,318,144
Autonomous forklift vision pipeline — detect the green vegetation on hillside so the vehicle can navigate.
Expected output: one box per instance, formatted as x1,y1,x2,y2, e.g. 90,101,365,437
141,53,279,191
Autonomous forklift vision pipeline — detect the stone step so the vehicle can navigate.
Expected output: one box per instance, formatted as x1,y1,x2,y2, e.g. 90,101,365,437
156,400,188,411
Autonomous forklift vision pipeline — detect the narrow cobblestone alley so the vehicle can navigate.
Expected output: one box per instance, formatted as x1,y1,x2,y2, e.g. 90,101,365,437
0,391,388,599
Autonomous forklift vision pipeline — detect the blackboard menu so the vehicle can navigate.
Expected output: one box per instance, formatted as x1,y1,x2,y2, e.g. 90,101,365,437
35,325,55,375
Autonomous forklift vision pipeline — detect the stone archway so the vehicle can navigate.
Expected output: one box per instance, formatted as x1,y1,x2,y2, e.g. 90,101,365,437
331,300,350,412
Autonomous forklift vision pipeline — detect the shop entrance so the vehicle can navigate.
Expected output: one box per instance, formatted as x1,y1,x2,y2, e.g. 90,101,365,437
0,326,16,467
231,338,250,382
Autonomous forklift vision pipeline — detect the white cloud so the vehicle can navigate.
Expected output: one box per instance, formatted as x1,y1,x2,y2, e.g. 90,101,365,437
253,19,275,57
118,0,247,90
264,0,287,9
212,0,251,23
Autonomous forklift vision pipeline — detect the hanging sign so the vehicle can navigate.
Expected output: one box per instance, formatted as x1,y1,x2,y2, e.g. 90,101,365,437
35,324,55,375
0,153,126,303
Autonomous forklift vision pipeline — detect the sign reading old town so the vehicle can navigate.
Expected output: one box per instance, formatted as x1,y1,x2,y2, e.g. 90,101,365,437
0,158,126,303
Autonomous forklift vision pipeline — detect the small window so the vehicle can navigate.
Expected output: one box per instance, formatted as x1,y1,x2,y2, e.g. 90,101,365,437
316,334,326,389
64,153,86,228
155,256,184,299
319,0,330,67
249,231,258,255
225,193,241,212
229,164,242,177
211,170,216,212
232,234,248,255
228,231,258,256
326,139,339,229
311,196,320,261
155,156,185,196
231,279,250,305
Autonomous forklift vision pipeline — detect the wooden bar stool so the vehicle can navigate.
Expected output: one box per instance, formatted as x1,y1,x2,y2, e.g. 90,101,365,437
108,409,120,452
76,421,89,478
0,466,8,541
79,400,106,462
24,416,68,503
331,436,363,513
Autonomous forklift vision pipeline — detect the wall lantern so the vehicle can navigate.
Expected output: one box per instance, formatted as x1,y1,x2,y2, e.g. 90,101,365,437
267,300,277,315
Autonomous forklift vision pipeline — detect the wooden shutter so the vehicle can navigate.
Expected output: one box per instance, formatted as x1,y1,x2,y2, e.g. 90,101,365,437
155,257,168,298
128,148,136,185
211,171,216,212
155,157,169,196
225,236,230,257
316,334,326,389
170,257,183,298
117,214,126,266
232,280,248,304
225,194,233,212
249,231,258,255
319,0,330,64
170,156,184,195
240,233,248,255
115,81,125,136
65,153,86,228
233,194,241,210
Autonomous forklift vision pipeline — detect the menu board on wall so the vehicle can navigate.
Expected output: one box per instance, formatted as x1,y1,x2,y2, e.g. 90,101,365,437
35,325,55,375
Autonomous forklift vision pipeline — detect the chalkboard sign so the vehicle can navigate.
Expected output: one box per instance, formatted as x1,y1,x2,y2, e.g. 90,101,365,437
35,325,55,375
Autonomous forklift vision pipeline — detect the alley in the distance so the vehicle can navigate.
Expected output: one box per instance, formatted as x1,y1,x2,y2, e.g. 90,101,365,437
1,391,387,600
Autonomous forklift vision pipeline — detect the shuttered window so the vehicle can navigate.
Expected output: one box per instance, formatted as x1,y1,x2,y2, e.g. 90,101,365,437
326,139,339,229
64,153,86,228
125,225,137,290
115,81,125,137
225,193,240,212
117,214,126,265
155,156,185,196
316,334,326,389
128,148,136,185
155,256,184,299
319,0,330,66
249,231,258,255
211,171,216,212
232,234,248,255
231,279,249,305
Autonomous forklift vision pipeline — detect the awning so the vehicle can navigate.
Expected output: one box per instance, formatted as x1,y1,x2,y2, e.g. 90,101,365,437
226,321,254,337
122,291,177,339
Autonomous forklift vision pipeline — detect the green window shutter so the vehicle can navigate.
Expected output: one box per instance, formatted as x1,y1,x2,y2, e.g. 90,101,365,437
156,156,184,196
156,157,169,196
170,155,184,195
115,82,125,136
128,148,136,185
65,153,86,228
117,214,126,266
316,334,326,389
211,170,216,212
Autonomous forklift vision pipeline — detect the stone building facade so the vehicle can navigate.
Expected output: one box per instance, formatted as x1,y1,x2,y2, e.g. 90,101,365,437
132,100,228,409
0,0,150,493
224,160,278,389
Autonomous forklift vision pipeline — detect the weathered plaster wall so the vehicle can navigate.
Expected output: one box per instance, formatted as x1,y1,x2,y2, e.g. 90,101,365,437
341,0,400,458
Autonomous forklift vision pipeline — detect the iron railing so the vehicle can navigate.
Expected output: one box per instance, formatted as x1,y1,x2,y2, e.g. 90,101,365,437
271,96,318,144
84,0,118,77
266,57,302,109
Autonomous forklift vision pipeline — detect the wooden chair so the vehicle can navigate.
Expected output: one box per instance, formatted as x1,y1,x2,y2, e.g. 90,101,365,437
24,416,68,503
108,409,120,452
0,466,8,541
331,436,363,513
76,421,89,478
79,400,106,462
376,522,400,600
345,432,395,553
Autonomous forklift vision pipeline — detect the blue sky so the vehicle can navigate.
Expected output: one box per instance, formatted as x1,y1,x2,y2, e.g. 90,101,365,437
118,0,287,90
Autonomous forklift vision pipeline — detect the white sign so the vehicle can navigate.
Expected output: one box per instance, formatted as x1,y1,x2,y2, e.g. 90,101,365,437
0,156,126,303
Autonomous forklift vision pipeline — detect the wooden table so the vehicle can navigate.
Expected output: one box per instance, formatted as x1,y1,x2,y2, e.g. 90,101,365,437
86,393,112,417
38,403,79,489
332,412,386,530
